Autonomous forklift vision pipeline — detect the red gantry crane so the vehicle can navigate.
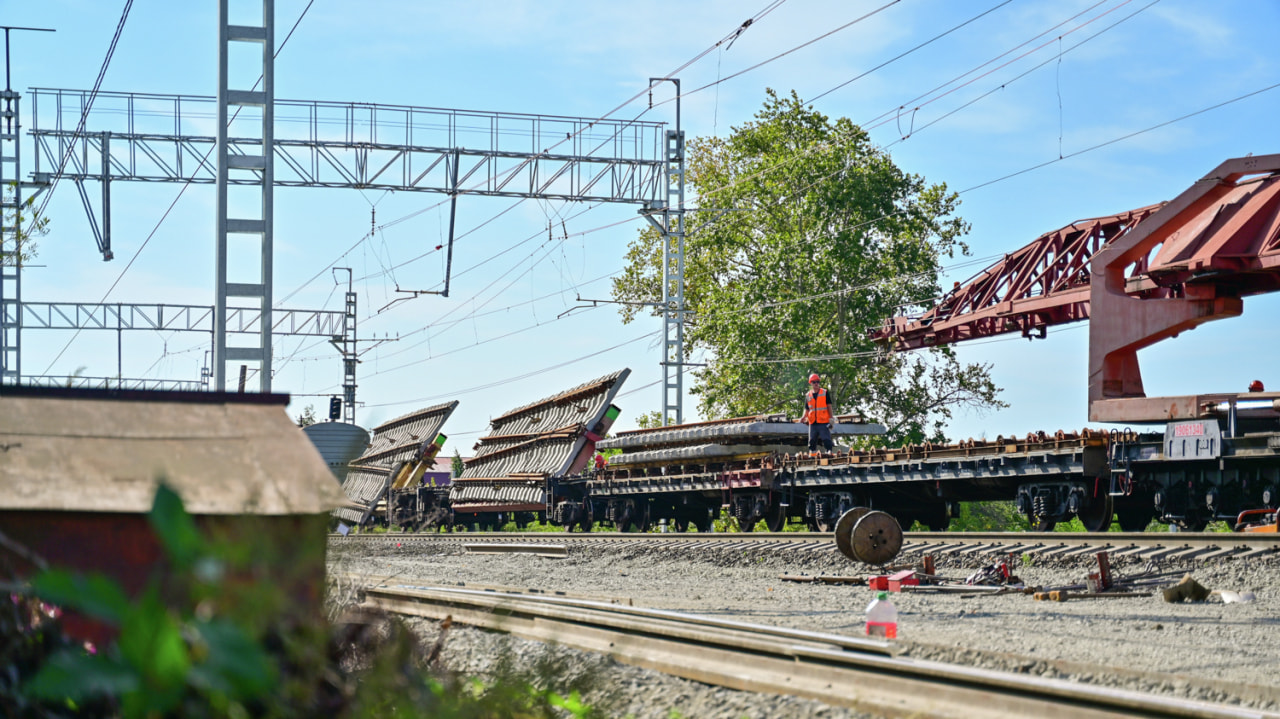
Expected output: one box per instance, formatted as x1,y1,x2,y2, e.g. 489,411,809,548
872,154,1280,425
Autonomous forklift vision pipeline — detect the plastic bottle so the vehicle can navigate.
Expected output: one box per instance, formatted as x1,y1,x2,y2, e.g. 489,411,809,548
865,591,898,639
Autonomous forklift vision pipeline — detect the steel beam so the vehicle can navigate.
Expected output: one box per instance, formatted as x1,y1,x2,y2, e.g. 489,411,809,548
29,89,667,205
17,301,343,335
871,205,1161,350
20,374,205,391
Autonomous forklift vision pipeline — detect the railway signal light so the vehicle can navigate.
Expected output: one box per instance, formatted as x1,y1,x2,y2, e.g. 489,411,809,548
329,396,342,420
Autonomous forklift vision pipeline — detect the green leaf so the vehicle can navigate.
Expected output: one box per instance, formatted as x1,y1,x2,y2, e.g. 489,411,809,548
550,690,591,718
23,649,139,702
29,570,130,624
186,619,276,699
118,592,191,701
148,482,203,568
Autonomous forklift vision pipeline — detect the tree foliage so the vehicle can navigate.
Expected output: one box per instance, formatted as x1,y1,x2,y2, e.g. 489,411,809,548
612,90,1004,443
1,183,48,267
295,404,318,427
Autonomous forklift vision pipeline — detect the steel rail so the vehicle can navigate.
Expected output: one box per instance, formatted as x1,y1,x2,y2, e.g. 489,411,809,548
330,530,1280,563
357,582,1275,719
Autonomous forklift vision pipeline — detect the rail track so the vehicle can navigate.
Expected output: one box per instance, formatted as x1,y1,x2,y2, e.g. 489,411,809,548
330,530,1280,564
350,579,1278,719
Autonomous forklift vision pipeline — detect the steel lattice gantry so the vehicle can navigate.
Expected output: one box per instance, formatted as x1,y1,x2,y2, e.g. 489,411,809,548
15,300,345,389
25,85,669,392
28,88,669,236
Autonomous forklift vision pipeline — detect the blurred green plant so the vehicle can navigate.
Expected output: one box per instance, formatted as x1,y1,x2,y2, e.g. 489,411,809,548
9,484,607,718
20,485,276,717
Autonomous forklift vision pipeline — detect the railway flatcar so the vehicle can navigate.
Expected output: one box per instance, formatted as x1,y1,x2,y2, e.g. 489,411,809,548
333,401,457,532
565,414,887,532
571,401,1280,533
449,369,629,530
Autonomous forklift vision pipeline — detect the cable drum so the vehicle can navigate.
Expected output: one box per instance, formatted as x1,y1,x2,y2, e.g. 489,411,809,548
835,508,903,565
834,506,871,561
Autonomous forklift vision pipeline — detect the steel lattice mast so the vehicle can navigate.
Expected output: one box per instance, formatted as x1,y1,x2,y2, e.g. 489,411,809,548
16,13,682,417
0,26,55,386
214,0,275,391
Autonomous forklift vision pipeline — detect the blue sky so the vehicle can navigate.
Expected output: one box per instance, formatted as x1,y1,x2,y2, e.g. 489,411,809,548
5,0,1279,454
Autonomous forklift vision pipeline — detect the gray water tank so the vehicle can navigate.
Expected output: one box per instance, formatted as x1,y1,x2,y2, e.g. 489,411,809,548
302,421,370,484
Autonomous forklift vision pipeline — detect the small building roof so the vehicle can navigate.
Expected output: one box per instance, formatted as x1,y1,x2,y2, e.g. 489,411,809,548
0,386,346,515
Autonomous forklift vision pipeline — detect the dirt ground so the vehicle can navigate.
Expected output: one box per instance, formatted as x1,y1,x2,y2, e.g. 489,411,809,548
328,539,1280,717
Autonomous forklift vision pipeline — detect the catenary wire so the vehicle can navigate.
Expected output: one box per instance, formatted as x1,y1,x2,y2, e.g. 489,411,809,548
275,0,790,312
30,0,133,227
360,330,660,409
40,0,318,374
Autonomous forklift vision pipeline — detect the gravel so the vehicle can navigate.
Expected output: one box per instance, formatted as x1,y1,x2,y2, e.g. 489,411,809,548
328,539,1280,718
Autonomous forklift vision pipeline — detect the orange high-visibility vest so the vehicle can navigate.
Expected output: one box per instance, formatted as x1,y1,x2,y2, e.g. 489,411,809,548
805,388,831,424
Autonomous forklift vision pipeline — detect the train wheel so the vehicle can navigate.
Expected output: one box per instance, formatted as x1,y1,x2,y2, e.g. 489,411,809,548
691,508,714,532
673,517,690,532
635,503,651,532
1115,506,1154,532
1077,494,1114,533
738,512,759,532
617,505,635,532
765,502,786,532
1172,517,1208,532
578,504,595,533
1033,518,1056,532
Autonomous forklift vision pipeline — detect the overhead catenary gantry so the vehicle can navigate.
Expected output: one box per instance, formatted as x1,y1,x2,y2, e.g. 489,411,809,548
28,86,670,293
10,3,689,420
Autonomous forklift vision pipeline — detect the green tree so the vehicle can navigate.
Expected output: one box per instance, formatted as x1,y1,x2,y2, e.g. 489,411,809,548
294,404,318,427
633,411,663,430
1,184,49,267
612,90,1003,443
451,449,464,478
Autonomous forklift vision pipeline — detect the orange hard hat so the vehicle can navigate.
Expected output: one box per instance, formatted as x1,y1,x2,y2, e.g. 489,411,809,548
809,373,820,383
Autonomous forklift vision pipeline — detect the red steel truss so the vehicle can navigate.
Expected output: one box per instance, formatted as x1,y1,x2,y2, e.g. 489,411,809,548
872,154,1280,423
872,204,1163,349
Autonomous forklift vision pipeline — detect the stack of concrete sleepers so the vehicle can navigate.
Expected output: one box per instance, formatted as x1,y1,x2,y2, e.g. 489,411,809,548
450,369,629,515
333,400,458,527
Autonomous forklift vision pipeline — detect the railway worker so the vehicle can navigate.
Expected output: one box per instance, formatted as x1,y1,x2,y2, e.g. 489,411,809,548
798,373,835,455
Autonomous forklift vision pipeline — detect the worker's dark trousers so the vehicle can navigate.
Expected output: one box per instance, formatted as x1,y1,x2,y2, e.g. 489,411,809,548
808,422,833,452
